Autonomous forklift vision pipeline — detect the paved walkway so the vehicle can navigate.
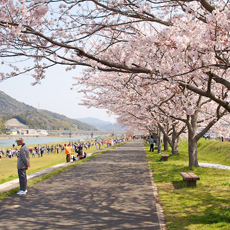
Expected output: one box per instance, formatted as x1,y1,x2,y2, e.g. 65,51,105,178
0,140,164,230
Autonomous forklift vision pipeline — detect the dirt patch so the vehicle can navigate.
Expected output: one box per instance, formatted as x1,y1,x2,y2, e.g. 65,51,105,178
160,182,182,190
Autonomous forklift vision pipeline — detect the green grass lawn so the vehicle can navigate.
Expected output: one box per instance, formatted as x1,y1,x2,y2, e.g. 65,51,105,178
0,141,100,184
146,138,230,230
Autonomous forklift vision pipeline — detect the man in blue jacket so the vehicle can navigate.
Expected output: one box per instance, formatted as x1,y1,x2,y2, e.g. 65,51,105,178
16,137,30,195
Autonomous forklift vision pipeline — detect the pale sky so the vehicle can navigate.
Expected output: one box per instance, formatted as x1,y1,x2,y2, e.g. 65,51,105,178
0,64,117,123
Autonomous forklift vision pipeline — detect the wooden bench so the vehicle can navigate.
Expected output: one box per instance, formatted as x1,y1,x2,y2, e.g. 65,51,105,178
161,154,169,161
180,172,200,187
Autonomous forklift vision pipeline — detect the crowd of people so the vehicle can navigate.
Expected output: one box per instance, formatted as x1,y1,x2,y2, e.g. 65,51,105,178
0,137,129,160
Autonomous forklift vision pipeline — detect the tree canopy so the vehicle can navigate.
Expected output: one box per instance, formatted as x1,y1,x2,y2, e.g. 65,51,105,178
1,0,230,166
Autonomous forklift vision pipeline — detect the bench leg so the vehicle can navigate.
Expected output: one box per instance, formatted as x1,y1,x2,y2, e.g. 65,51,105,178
185,180,197,187
162,157,168,161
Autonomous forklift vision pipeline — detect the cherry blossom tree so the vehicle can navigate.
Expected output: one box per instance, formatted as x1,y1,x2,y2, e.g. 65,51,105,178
74,66,229,167
0,1,229,115
0,1,227,83
210,115,230,139
158,121,186,155
1,1,230,167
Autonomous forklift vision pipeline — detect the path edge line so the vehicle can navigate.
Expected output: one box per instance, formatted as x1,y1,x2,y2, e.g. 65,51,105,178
144,146,167,230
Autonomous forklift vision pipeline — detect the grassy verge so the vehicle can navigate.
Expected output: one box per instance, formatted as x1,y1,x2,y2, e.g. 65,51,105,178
0,142,101,184
0,142,126,200
145,139,230,230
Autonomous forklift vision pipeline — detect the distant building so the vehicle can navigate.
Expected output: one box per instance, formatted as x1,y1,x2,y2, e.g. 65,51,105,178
8,128,19,135
36,130,48,136
4,118,48,136
21,129,36,135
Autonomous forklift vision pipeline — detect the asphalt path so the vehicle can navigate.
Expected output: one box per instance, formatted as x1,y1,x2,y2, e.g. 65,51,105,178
0,140,161,230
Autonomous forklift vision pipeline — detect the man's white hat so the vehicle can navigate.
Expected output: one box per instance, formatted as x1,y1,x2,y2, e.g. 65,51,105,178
15,137,24,142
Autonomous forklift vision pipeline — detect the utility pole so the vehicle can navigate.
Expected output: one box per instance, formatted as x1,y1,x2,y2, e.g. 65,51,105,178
69,127,72,138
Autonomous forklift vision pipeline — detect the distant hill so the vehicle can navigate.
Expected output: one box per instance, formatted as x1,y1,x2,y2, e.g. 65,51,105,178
77,117,126,132
0,91,98,132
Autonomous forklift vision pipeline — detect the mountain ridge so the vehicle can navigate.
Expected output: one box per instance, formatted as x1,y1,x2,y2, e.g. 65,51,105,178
77,117,126,132
0,91,98,132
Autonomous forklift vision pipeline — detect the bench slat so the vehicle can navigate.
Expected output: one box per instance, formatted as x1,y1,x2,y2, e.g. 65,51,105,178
180,172,200,180
161,154,169,157
187,172,200,180
180,172,192,180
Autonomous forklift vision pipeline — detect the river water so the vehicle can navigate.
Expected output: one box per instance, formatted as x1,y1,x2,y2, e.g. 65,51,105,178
0,136,89,147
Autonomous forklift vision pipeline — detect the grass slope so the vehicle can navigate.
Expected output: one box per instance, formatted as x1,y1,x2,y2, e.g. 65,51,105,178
146,138,230,230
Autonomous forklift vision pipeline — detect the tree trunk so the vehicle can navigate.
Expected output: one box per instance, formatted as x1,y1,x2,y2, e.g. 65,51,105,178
171,136,179,155
188,138,199,167
163,134,169,151
188,115,199,167
171,126,179,155
158,123,182,155
158,128,162,154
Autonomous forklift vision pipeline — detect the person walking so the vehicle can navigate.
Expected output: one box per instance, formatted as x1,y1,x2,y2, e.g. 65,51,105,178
40,146,44,157
16,137,30,195
65,143,72,163
149,136,155,152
